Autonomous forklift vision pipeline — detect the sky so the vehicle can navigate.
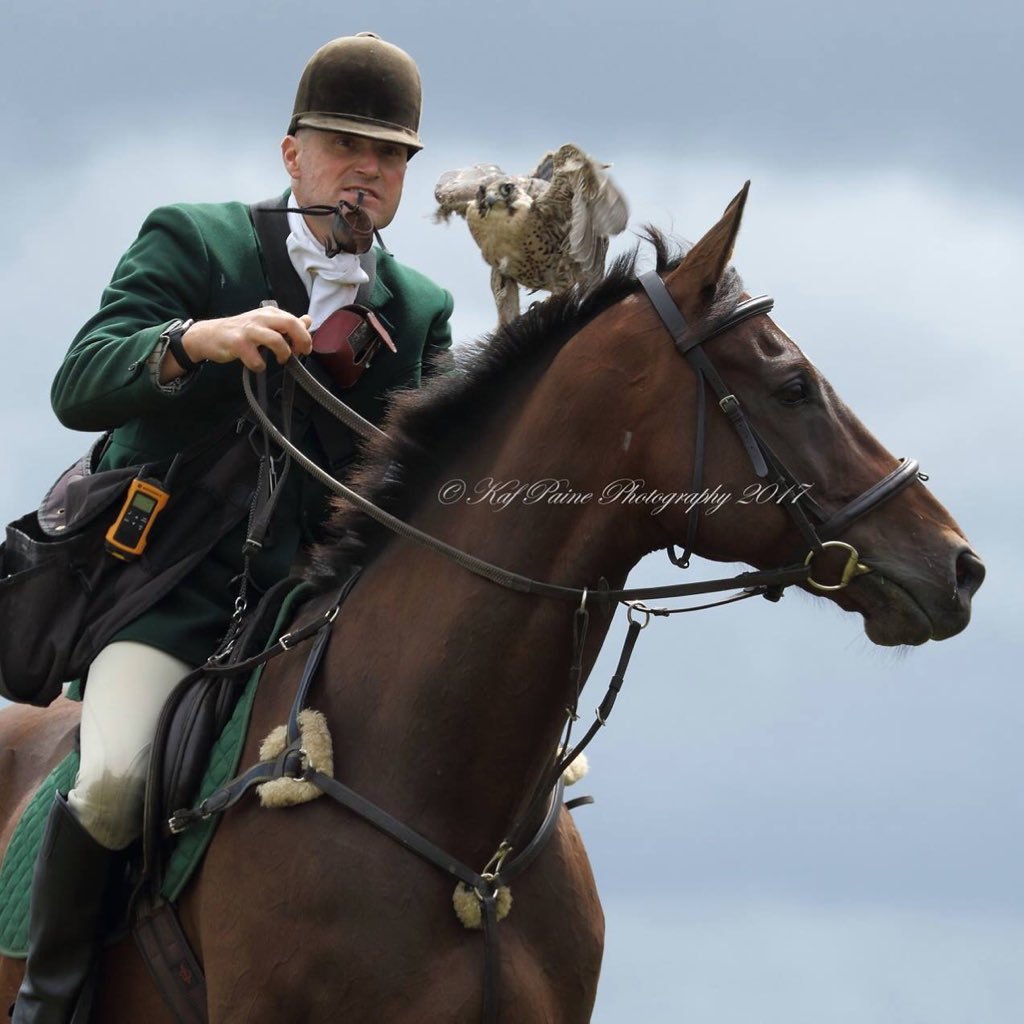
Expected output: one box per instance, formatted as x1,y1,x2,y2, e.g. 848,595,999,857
1,3,1022,1021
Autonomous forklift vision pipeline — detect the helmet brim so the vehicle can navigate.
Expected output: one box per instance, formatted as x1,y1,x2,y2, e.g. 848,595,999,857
290,112,423,153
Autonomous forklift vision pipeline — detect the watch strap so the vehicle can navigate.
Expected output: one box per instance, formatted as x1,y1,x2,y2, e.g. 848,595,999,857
164,319,199,373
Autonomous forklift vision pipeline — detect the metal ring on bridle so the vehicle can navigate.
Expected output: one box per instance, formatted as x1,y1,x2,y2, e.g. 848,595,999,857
803,540,873,592
625,601,652,628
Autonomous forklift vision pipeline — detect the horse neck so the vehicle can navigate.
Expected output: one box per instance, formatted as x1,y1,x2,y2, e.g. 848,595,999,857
325,339,653,858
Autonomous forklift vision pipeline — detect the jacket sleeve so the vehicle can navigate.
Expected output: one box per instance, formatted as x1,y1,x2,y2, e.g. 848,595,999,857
51,205,213,432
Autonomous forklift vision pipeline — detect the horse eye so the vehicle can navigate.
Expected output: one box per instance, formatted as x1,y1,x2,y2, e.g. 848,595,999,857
776,377,809,406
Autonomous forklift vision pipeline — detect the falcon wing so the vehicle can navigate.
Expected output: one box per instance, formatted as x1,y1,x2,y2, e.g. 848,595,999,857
556,144,630,276
527,144,629,278
530,150,555,182
433,164,505,222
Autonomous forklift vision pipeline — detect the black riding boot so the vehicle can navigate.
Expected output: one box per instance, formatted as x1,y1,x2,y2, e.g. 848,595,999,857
10,793,113,1024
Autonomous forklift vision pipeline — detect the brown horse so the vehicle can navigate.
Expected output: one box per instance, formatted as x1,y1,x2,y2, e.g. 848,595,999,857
0,185,984,1022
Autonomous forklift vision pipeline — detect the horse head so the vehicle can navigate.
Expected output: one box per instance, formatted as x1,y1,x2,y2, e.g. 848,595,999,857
570,182,984,645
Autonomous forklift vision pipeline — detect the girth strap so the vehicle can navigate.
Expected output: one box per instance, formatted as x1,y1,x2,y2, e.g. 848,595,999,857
133,894,208,1024
142,579,352,889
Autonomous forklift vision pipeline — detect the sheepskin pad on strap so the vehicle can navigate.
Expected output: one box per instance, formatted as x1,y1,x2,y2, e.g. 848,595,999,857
257,709,334,808
453,882,513,929
562,751,589,787
451,751,591,929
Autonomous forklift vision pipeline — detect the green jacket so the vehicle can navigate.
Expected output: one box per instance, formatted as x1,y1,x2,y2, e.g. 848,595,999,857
52,199,453,665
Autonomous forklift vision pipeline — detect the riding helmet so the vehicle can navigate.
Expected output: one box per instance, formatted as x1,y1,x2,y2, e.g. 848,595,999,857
289,33,423,153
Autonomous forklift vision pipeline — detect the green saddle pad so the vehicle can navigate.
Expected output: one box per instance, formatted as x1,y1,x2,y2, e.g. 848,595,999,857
0,581,313,957
0,753,79,957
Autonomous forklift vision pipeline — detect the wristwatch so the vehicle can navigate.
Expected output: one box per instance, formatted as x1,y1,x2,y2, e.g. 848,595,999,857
162,318,200,372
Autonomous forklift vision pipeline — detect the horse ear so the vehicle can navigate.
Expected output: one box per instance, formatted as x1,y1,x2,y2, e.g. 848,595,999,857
667,181,750,314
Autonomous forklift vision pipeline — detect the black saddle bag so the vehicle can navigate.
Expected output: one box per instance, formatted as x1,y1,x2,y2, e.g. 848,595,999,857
0,423,261,708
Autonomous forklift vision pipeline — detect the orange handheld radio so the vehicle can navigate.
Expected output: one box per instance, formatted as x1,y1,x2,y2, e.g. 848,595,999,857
105,477,171,561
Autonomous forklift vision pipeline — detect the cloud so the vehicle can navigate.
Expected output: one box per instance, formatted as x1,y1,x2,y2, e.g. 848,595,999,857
4,1,1020,195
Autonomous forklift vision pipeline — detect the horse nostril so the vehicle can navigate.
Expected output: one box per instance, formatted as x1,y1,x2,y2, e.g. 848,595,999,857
955,550,986,598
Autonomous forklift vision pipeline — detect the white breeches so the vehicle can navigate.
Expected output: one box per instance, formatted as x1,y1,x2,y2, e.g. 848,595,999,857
67,641,191,850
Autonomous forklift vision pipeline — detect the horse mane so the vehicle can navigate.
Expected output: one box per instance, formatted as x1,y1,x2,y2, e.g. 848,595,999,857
306,228,744,587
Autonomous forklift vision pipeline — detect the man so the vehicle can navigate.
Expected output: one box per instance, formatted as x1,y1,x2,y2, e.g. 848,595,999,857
13,33,452,1023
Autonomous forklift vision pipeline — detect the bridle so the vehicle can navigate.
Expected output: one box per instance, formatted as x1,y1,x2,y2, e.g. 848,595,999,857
637,271,923,592
241,270,924,604
235,262,932,857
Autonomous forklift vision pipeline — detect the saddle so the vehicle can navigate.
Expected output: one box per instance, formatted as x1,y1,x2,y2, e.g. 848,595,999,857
153,574,308,826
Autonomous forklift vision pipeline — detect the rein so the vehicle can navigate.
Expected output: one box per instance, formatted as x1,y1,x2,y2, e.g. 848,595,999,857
172,276,927,1024
245,361,816,604
251,279,922,605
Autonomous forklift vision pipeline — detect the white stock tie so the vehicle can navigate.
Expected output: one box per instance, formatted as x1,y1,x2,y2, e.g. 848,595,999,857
286,204,370,329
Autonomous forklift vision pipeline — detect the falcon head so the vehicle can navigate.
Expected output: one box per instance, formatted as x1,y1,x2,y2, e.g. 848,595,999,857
475,178,531,217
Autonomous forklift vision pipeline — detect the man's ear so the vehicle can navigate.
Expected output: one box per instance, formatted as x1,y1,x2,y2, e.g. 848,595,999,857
281,134,301,181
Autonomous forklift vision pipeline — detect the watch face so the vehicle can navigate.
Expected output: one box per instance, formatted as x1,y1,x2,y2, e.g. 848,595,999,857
165,319,191,339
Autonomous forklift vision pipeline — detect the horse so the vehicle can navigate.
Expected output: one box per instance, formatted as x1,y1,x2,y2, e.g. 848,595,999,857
0,184,984,1022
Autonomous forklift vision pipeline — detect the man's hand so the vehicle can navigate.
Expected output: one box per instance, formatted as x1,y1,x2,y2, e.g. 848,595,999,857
160,307,314,382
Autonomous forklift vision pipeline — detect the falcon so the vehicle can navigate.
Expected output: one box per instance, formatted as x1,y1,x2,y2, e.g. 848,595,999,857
434,143,629,324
